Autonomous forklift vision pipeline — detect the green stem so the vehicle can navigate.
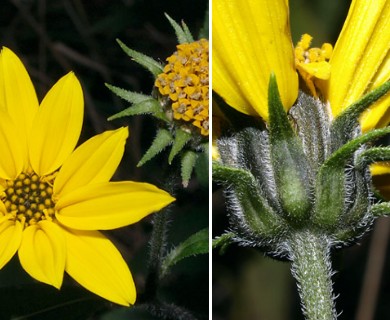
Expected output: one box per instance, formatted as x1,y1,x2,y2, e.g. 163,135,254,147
289,231,337,320
144,171,177,301
144,207,170,300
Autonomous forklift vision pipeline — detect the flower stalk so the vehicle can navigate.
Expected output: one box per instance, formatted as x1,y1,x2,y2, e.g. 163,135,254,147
213,76,390,319
145,205,171,301
289,231,337,320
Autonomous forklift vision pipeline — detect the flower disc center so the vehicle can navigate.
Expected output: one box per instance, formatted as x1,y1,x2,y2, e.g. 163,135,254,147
2,172,55,226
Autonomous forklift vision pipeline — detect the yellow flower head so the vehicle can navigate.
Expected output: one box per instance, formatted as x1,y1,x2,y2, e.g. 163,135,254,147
155,39,209,136
213,0,389,127
213,0,390,179
0,47,175,306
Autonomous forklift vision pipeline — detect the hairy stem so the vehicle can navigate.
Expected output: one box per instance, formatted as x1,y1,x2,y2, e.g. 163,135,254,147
144,207,170,300
144,172,177,301
289,231,337,320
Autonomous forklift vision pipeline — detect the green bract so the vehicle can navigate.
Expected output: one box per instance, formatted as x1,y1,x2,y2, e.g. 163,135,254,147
214,76,390,257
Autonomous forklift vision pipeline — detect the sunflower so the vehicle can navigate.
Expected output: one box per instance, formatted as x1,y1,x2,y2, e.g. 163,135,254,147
0,47,175,306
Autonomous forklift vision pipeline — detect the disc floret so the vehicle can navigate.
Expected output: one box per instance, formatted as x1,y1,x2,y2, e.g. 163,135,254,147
295,34,333,97
2,172,56,226
155,39,209,136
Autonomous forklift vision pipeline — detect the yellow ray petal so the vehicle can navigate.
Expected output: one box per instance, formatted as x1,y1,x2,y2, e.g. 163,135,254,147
371,51,390,88
213,0,298,120
56,181,175,230
62,227,135,306
326,0,390,117
54,127,129,197
370,162,390,176
360,94,390,132
0,219,23,269
370,162,390,200
0,111,27,179
0,47,39,143
29,72,84,176
296,61,331,81
360,53,390,131
18,221,66,289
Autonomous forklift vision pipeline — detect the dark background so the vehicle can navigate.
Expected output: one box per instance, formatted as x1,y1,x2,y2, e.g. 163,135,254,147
0,0,208,319
212,0,390,319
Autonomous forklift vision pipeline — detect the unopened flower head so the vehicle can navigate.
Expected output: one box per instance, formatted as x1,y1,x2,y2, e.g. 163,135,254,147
155,39,209,136
0,47,175,306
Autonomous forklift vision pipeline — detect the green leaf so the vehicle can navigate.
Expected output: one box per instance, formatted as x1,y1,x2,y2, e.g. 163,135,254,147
356,147,390,169
213,162,285,238
335,80,390,125
200,142,209,154
108,99,167,121
343,168,370,226
181,150,198,187
137,129,173,166
181,21,194,42
330,80,390,151
161,228,209,277
311,128,390,230
325,127,390,168
313,164,346,230
105,83,151,104
194,146,209,187
268,74,312,223
117,39,163,77
168,128,192,164
289,92,330,173
165,13,194,44
371,202,390,217
212,232,235,254
268,74,295,140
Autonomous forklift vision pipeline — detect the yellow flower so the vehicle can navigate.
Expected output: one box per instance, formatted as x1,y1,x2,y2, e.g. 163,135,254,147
213,0,390,178
213,0,389,125
0,47,175,306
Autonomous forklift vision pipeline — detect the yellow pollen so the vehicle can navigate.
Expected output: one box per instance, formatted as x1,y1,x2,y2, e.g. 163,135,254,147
155,39,209,136
1,172,56,227
295,33,333,97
